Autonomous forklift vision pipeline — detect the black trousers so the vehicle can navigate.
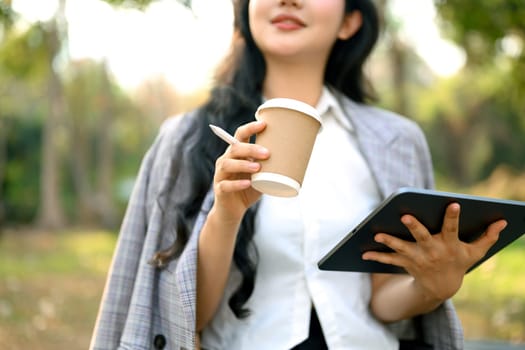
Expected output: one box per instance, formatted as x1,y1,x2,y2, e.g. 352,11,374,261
290,308,328,350
291,308,433,350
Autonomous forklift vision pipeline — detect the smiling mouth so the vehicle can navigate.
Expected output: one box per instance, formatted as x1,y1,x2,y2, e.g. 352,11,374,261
271,14,306,30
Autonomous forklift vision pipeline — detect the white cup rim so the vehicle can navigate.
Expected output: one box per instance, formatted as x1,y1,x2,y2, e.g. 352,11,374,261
255,98,321,124
251,172,300,197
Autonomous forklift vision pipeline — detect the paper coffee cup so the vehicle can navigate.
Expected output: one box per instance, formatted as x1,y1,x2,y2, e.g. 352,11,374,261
251,98,321,197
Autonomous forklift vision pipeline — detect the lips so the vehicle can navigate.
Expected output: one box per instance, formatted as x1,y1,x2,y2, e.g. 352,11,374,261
271,14,306,30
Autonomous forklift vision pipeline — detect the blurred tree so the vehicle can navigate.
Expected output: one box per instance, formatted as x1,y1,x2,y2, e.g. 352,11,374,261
435,0,524,123
1,0,70,229
133,76,209,124
413,66,521,185
375,0,411,115
0,0,15,227
0,4,49,228
64,59,148,228
367,0,437,119
428,0,525,187
435,0,524,65
0,0,15,28
65,60,117,225
2,117,42,223
36,0,69,229
0,0,188,228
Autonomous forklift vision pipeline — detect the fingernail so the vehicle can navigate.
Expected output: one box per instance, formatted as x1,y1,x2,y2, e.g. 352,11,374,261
258,146,269,156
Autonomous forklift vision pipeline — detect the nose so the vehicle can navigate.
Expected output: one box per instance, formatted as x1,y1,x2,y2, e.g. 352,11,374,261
279,0,303,8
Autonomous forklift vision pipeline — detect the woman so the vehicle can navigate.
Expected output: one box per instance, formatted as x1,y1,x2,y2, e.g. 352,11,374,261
90,0,506,349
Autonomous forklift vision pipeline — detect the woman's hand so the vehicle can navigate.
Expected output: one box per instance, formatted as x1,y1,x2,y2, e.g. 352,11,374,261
197,120,269,331
363,203,508,303
211,120,269,224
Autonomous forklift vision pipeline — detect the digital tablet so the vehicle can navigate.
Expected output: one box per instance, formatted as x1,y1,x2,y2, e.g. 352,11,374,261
317,187,525,274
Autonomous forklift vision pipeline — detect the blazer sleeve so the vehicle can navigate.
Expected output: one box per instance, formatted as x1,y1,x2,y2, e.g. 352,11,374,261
89,124,168,350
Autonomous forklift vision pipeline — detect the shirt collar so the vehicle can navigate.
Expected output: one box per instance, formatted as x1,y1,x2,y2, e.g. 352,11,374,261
315,86,354,132
261,86,354,132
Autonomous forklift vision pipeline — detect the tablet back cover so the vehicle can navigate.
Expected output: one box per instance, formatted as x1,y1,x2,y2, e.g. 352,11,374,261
318,188,525,274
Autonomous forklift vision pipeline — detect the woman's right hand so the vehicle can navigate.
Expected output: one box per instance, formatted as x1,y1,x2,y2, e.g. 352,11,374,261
211,120,269,224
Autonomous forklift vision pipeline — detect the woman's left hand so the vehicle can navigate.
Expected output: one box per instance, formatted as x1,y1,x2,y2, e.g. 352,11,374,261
363,203,507,302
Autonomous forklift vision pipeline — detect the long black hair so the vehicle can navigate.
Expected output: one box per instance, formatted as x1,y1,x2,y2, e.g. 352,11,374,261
152,0,380,319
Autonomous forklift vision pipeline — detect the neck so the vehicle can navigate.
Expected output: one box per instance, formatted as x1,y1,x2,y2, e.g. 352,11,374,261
262,58,325,107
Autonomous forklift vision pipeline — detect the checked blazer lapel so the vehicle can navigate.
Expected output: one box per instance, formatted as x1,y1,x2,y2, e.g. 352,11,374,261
340,98,431,199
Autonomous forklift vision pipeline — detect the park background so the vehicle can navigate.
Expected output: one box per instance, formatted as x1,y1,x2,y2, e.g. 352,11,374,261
0,0,524,348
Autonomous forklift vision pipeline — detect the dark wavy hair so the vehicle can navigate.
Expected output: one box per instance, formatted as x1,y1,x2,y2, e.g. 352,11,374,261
152,0,380,319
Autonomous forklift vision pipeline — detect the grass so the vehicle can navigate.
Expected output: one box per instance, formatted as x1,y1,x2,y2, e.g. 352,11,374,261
0,229,524,349
454,237,525,344
0,229,116,350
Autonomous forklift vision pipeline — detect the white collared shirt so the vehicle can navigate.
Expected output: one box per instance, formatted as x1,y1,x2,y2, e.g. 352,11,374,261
201,87,398,350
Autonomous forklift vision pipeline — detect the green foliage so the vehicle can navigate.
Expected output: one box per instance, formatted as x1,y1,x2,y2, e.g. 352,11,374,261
412,65,525,187
380,1,525,189
1,54,157,226
454,237,525,341
0,23,49,79
3,117,42,222
435,0,525,64
0,1,16,29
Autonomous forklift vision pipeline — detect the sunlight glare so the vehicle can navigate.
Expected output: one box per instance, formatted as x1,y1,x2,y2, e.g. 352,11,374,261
12,0,58,23
67,0,233,93
12,0,462,90
390,0,466,77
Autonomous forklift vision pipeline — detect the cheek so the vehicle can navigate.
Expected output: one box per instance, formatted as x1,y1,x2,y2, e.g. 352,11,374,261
314,1,347,31
247,1,267,47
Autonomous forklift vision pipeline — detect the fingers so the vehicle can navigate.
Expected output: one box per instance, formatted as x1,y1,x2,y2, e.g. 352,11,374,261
362,248,410,269
214,152,267,191
225,121,269,161
400,203,461,244
234,120,266,143
441,203,460,241
471,219,507,257
362,233,414,269
213,121,269,194
215,141,269,181
374,233,413,255
214,178,252,193
227,142,269,162
216,158,261,175
401,215,433,245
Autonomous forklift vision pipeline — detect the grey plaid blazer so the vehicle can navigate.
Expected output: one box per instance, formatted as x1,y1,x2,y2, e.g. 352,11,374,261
89,94,464,350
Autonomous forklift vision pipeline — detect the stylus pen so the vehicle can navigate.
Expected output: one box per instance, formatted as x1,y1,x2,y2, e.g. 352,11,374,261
209,124,239,145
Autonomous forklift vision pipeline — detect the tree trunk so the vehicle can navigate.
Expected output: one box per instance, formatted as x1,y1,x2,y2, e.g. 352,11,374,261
376,0,409,116
95,64,117,228
35,2,67,229
37,64,66,229
69,120,95,225
390,37,409,115
0,118,6,228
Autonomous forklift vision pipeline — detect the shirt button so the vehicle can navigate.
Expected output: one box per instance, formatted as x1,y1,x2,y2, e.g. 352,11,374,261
153,334,167,349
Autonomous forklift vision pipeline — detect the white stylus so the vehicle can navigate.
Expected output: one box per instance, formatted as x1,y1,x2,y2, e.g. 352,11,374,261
209,124,239,145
